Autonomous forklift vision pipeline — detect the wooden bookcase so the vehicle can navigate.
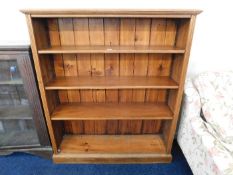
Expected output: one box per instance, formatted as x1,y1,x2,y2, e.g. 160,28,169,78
22,9,201,163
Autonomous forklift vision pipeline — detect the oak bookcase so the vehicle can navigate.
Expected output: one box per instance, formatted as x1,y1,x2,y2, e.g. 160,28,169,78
22,9,201,163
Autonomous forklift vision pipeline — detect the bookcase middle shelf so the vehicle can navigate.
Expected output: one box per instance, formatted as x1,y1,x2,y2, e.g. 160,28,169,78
45,76,179,90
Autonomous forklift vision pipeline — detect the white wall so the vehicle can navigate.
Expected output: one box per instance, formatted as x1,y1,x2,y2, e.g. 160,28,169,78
0,0,233,77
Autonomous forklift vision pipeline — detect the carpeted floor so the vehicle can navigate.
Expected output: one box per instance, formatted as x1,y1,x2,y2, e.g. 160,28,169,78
0,140,192,175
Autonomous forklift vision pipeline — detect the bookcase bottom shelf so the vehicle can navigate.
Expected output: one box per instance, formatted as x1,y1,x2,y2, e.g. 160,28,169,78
53,135,171,163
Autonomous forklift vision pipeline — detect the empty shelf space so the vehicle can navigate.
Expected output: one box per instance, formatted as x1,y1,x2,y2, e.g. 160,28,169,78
51,103,173,120
38,45,185,54
53,135,171,163
45,76,179,90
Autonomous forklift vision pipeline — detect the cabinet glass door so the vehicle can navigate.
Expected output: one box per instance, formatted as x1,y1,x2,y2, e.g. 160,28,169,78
0,59,39,147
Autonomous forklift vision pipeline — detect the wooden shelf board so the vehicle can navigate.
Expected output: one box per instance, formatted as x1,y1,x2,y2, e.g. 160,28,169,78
45,76,179,90
53,135,172,163
21,9,202,18
51,103,173,120
38,46,185,54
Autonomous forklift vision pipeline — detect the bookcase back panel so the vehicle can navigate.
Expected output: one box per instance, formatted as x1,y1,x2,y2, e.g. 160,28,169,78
47,53,173,101
63,120,163,134
42,17,186,48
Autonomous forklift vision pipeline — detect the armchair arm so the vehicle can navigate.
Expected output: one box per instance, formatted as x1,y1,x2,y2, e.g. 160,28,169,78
181,78,201,121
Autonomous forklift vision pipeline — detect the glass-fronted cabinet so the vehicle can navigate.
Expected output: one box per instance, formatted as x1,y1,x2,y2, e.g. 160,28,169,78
0,46,51,157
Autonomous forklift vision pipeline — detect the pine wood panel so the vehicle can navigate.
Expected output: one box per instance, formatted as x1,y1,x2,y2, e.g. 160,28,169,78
165,17,196,152
58,18,83,134
89,18,106,134
73,18,93,102
118,18,137,134
38,45,185,54
133,19,150,102
104,18,120,134
45,76,178,90
132,19,150,134
53,134,171,163
51,103,173,120
58,134,166,153
22,9,202,18
26,17,58,152
144,19,167,133
48,19,68,103
72,18,93,134
58,18,80,103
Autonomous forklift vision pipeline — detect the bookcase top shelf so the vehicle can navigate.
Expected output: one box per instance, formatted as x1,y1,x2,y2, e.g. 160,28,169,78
38,46,185,54
21,9,202,18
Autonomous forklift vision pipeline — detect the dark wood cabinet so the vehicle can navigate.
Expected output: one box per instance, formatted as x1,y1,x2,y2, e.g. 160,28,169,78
0,46,51,158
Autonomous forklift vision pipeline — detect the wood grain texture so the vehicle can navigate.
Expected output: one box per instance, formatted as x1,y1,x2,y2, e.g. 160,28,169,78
73,18,94,135
165,17,197,152
57,134,166,153
89,18,106,134
54,153,172,164
21,9,202,18
58,18,80,103
73,18,93,102
53,134,171,163
38,45,185,54
51,103,173,120
132,19,151,134
133,19,150,102
72,18,93,134
45,76,178,90
48,19,68,103
104,18,120,134
26,16,58,152
118,18,137,134
144,19,167,133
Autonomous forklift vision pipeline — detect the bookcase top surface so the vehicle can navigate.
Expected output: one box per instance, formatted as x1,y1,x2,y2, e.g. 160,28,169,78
21,9,202,17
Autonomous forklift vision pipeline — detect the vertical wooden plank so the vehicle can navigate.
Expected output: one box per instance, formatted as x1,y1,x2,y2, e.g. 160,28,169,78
73,18,93,102
73,18,93,134
89,18,106,134
59,18,81,135
118,18,137,134
104,18,120,102
131,19,151,134
143,19,167,133
157,19,177,102
48,19,68,103
132,19,150,101
58,18,80,103
147,19,167,102
165,17,196,152
64,121,84,134
26,16,58,152
72,18,97,134
104,18,120,134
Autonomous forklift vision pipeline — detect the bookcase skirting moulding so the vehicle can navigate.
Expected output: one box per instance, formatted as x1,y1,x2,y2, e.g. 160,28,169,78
21,9,201,163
